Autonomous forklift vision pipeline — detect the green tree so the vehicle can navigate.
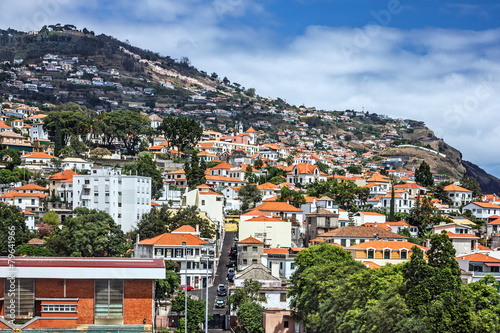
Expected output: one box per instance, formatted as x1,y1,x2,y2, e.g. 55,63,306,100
238,184,262,212
46,207,126,257
43,210,60,228
389,185,396,222
0,203,33,255
237,302,265,333
346,165,362,174
172,291,207,333
246,87,256,97
15,244,54,257
89,147,111,159
277,186,305,208
314,161,329,174
184,151,206,188
415,161,434,188
44,106,92,147
156,260,180,299
253,159,264,170
229,279,266,333
0,148,21,170
461,176,482,198
105,109,150,155
159,115,202,155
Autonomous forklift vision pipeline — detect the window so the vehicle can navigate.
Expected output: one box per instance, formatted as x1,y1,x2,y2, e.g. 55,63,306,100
201,200,205,205
350,239,356,246
291,263,295,269
252,259,257,264
43,304,76,312
243,246,248,252
252,246,258,253
284,321,289,328
400,251,407,259
4,278,34,319
367,250,374,259
280,293,287,302
491,267,500,273
340,239,346,247
95,280,123,319
384,250,391,259
242,259,247,265
360,239,365,243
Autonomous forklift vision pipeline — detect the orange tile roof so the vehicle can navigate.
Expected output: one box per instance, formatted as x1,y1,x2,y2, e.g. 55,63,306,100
13,184,46,191
206,175,247,183
363,261,382,269
443,184,472,192
23,210,36,215
256,182,280,190
151,201,160,207
309,237,326,243
319,226,406,239
346,240,428,251
263,195,279,202
49,170,78,180
456,253,500,263
211,162,234,170
246,126,256,133
244,217,286,223
488,218,500,225
238,236,264,244
363,223,391,230
27,238,46,245
0,121,12,128
367,173,390,183
139,233,208,246
172,225,197,233
478,244,492,251
385,221,409,226
445,231,478,239
264,248,289,254
360,211,386,216
21,152,56,159
0,191,45,198
394,183,425,189
470,202,500,209
253,201,303,212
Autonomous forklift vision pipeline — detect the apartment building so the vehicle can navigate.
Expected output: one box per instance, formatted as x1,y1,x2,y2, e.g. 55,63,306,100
72,167,151,232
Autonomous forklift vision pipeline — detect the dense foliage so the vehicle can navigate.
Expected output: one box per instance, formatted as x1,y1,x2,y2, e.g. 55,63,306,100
289,235,500,332
0,203,34,255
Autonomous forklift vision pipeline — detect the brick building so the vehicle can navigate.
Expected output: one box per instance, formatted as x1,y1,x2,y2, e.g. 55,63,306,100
0,257,165,332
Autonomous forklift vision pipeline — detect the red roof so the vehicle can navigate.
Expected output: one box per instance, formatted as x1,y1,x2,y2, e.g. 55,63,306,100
0,257,165,269
49,169,78,180
238,236,264,244
172,225,197,233
264,248,289,254
13,184,47,191
456,253,500,263
211,162,234,170
253,202,303,212
0,191,45,198
21,152,56,159
445,231,478,239
139,233,208,246
244,217,286,223
443,184,472,192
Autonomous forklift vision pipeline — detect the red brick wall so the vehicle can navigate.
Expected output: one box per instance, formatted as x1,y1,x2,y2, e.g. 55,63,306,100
123,279,153,325
66,279,94,325
35,279,64,298
24,318,77,329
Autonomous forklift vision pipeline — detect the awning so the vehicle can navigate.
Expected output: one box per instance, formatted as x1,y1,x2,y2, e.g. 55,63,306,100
484,263,500,267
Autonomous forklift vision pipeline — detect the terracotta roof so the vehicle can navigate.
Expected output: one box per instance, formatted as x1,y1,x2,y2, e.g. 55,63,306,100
246,126,256,133
478,244,492,251
172,225,197,233
13,184,46,191
318,226,407,239
253,201,303,212
206,175,247,183
211,162,234,170
49,170,78,180
363,261,382,269
23,210,36,215
456,253,500,263
139,233,208,246
21,152,56,159
394,183,425,189
27,238,46,245
346,240,428,251
306,208,338,216
264,248,289,254
0,121,13,128
318,196,333,201
367,173,390,183
256,182,280,190
244,216,286,223
469,202,500,209
363,223,391,230
238,236,264,244
151,201,161,207
488,218,500,225
0,191,45,198
359,211,386,216
309,238,326,243
445,231,478,239
385,221,409,226
443,184,472,192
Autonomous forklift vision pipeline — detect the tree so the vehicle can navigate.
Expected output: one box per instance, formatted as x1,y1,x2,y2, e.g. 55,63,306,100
69,134,87,156
0,148,21,170
184,151,206,188
238,184,262,212
46,207,126,257
172,291,207,333
89,147,111,160
346,165,362,174
244,164,253,181
136,152,163,199
36,222,55,238
389,185,396,222
44,105,92,147
159,115,202,156
100,109,150,155
415,161,434,187
237,301,265,333
229,279,266,333
156,260,180,299
253,159,264,170
42,210,60,228
246,87,256,97
461,176,482,198
15,244,54,257
277,186,306,208
0,203,33,255
314,161,329,174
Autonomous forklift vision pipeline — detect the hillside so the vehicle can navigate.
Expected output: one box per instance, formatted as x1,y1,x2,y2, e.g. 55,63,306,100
0,25,499,193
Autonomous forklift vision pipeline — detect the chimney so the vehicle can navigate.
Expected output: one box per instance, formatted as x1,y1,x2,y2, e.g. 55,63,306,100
271,261,280,279
374,222,377,228
196,224,199,234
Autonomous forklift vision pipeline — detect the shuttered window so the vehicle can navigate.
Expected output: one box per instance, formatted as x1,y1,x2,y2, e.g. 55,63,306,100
95,280,123,319
4,278,34,319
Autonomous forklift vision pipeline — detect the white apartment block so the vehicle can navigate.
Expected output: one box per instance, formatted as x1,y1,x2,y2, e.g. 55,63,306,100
73,167,151,232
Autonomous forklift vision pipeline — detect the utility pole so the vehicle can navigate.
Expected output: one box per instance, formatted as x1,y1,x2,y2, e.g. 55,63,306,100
183,242,187,333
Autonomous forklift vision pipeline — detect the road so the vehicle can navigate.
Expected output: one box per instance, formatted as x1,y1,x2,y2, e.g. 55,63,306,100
188,231,234,331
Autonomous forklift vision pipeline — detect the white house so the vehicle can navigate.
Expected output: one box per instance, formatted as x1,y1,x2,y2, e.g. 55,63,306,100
28,122,48,142
286,163,327,185
239,216,292,248
61,157,93,172
463,202,500,221
444,184,473,207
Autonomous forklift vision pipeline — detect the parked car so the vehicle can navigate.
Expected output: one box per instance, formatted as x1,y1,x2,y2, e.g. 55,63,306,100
180,284,194,291
217,284,227,296
215,299,225,308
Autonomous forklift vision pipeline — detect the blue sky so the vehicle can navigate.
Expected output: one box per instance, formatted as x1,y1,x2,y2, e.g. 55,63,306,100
1,1,500,179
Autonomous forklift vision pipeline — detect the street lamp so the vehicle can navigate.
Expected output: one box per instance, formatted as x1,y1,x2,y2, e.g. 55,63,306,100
183,241,187,333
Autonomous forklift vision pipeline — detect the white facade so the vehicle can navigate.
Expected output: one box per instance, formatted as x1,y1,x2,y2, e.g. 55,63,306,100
29,123,48,142
239,217,292,248
463,202,500,221
73,167,151,232
61,157,93,172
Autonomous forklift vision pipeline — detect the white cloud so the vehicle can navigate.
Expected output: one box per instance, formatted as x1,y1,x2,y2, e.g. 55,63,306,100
1,2,500,175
